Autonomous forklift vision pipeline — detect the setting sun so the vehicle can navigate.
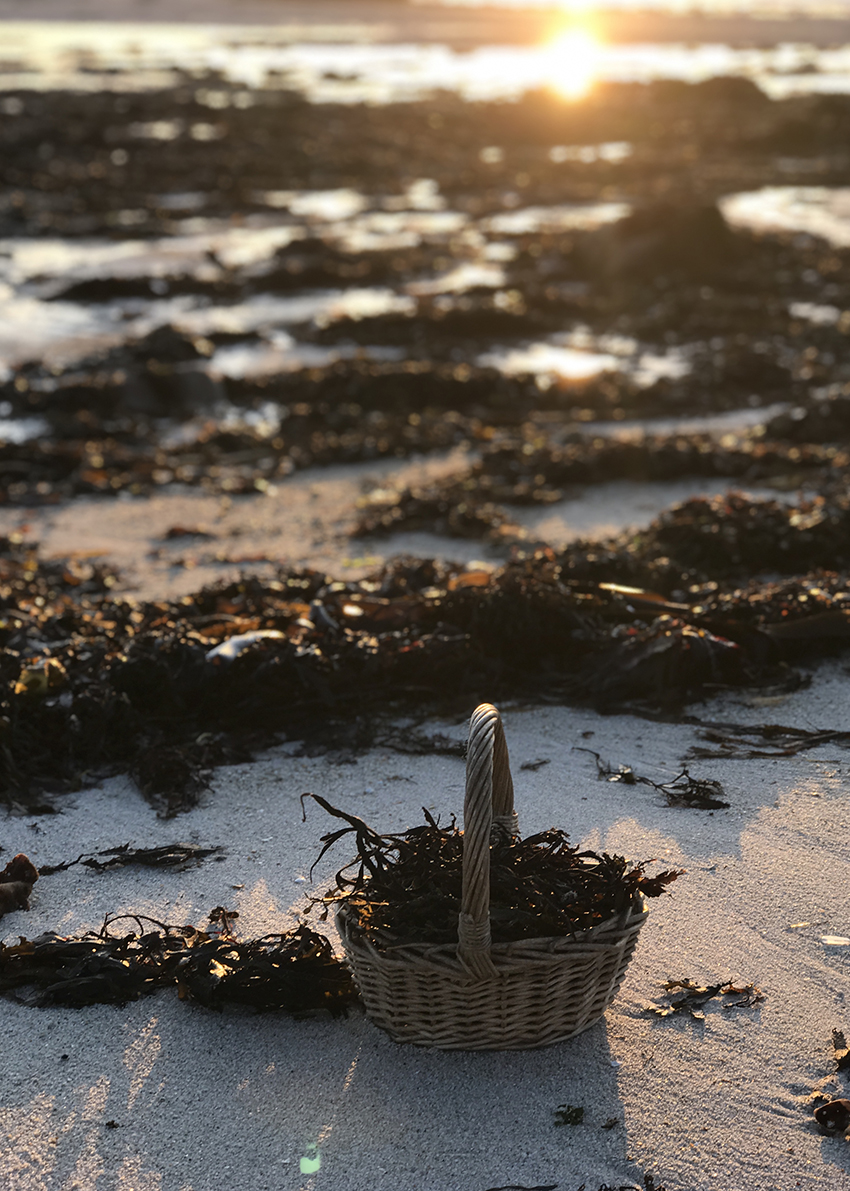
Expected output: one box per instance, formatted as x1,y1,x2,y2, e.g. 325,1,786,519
543,28,602,100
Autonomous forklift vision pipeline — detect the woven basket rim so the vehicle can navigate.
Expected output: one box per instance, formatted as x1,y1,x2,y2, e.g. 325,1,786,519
337,895,648,964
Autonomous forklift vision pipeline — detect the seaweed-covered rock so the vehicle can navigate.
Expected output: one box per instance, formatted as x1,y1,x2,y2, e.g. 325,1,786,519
582,618,759,707
636,492,850,577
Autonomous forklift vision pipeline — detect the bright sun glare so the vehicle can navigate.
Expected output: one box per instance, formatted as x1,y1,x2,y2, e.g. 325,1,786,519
543,28,602,101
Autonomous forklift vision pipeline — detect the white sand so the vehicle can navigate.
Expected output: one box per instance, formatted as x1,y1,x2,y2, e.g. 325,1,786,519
2,658,850,1189
0,449,478,600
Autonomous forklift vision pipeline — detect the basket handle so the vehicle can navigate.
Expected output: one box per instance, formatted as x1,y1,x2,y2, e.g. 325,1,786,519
457,703,519,979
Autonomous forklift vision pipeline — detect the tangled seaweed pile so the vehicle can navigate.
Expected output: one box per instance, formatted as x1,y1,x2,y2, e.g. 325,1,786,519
305,795,681,948
354,434,850,545
0,354,493,505
3,346,832,509
5,486,850,814
0,911,358,1014
2,80,850,509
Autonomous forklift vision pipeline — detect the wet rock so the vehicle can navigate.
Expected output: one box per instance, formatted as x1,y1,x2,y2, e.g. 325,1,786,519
0,854,39,919
814,1099,850,1135
592,202,739,282
767,390,850,443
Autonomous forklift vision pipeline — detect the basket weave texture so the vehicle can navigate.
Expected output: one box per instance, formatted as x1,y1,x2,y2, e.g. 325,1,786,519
337,703,648,1049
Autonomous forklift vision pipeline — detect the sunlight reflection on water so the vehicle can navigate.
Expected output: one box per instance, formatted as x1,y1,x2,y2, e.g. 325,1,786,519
478,333,690,385
721,186,850,247
482,202,629,235
2,22,850,103
207,339,403,380
5,180,850,386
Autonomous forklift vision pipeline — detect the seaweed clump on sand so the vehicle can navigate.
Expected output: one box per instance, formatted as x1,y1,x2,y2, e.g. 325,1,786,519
355,446,850,550
0,358,488,505
6,499,850,816
0,912,358,1015
304,794,681,949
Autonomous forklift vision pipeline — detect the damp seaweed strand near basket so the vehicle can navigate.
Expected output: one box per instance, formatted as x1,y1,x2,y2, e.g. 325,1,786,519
305,703,680,1049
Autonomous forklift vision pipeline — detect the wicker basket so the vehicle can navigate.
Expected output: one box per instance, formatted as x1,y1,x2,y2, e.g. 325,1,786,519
337,702,648,1049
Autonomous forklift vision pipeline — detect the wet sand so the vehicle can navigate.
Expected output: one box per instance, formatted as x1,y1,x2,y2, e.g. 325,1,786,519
0,455,786,600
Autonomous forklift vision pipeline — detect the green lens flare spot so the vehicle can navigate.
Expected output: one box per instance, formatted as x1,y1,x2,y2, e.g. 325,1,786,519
299,1151,321,1175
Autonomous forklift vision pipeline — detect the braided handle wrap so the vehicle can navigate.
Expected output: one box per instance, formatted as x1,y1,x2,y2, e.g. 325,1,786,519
457,703,518,980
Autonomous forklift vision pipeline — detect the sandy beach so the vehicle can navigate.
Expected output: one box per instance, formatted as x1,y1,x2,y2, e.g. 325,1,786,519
2,3,850,1189
1,452,849,1190
2,679,850,1190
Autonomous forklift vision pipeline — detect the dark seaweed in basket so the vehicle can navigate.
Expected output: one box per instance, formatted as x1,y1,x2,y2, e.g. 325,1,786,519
303,794,681,947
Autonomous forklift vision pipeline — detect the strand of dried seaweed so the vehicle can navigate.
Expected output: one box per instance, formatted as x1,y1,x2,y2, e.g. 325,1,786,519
0,911,358,1015
648,978,765,1020
684,719,850,760
38,843,223,876
574,748,729,809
